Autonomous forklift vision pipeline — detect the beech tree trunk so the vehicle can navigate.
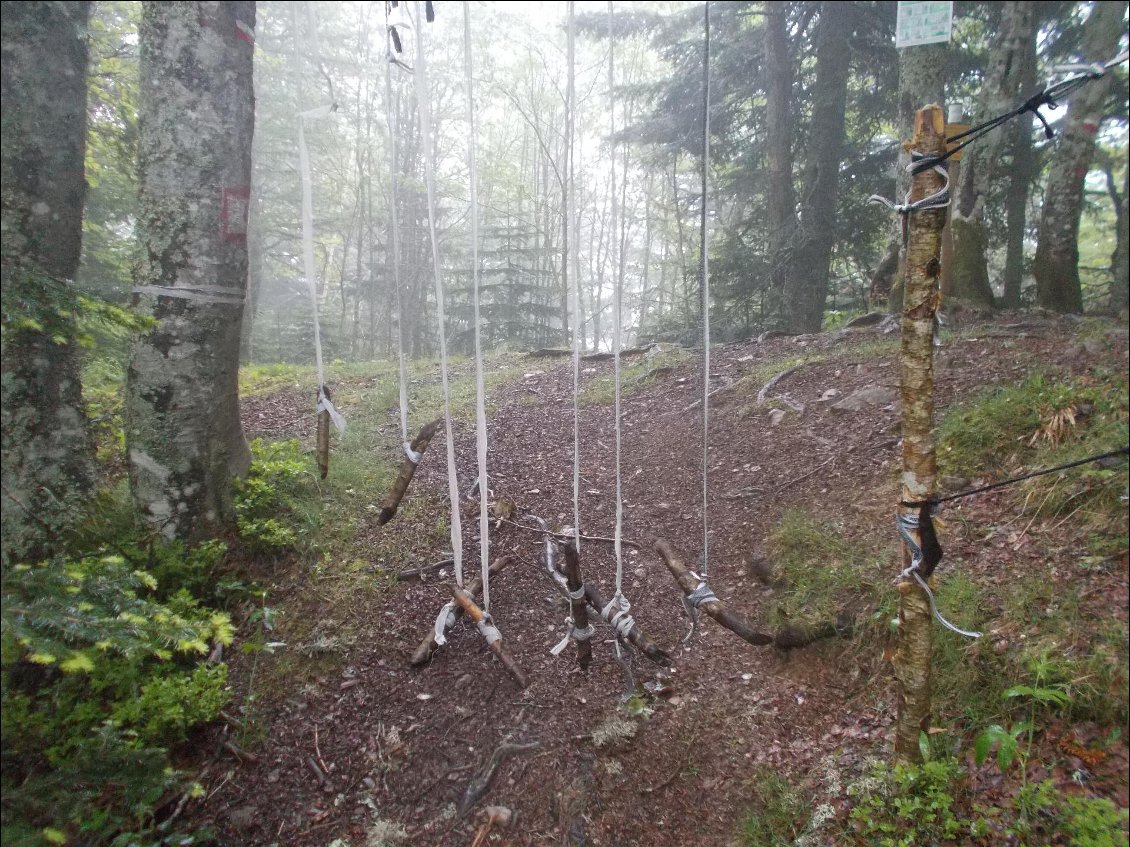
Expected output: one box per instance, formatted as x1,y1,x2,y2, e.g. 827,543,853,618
790,1,851,333
1033,1,1123,314
950,2,1034,311
1110,166,1129,315
126,1,256,540
0,1,96,565
894,105,946,763
1001,10,1040,309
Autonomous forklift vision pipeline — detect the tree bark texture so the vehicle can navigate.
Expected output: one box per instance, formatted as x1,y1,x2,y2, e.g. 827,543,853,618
790,1,852,333
0,1,96,565
1111,166,1129,315
1033,1,1123,314
894,105,947,763
126,1,256,541
873,43,946,313
950,2,1034,310
1001,10,1040,309
653,539,774,648
377,418,442,525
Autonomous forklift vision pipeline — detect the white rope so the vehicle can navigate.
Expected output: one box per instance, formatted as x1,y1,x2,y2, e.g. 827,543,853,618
413,0,463,588
609,0,626,608
384,5,409,448
294,15,345,435
463,0,491,612
700,2,711,576
568,2,582,556
896,512,981,639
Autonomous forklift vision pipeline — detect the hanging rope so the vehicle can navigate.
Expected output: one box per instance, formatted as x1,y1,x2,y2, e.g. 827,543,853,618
699,0,712,576
463,0,491,613
293,8,345,437
384,4,410,450
568,1,582,555
413,0,463,589
609,0,628,620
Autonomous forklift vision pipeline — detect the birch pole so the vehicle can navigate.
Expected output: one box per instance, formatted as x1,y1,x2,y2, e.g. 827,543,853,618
893,105,947,762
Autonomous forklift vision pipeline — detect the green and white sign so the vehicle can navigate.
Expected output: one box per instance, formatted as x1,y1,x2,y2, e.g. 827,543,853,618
896,1,954,48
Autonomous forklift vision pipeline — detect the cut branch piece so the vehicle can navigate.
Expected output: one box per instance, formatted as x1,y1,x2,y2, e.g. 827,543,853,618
654,539,774,647
756,364,804,405
316,386,332,480
409,555,513,666
579,581,671,665
459,740,540,817
451,585,528,689
376,418,442,525
559,543,592,670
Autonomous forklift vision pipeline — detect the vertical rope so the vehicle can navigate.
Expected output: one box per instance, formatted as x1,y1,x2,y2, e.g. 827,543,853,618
609,0,624,602
384,6,409,446
463,0,490,612
568,1,582,554
700,1,712,577
413,0,463,588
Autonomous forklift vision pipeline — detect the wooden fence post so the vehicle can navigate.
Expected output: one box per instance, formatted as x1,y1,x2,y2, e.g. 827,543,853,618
893,104,947,762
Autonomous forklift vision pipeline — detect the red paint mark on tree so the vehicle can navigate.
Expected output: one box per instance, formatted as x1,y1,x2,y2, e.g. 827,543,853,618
221,187,250,242
235,20,255,46
1074,166,1089,180
1082,119,1099,135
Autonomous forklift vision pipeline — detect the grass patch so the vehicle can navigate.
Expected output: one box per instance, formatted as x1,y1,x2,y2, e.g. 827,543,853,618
740,767,808,846
578,345,693,407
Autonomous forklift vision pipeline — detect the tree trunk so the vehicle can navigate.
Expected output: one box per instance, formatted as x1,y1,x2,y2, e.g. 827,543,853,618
1110,165,1129,315
873,43,946,313
1001,10,1039,309
0,1,96,565
790,1,851,333
894,105,946,763
126,1,256,540
763,2,798,330
1033,1,1123,314
950,2,1034,310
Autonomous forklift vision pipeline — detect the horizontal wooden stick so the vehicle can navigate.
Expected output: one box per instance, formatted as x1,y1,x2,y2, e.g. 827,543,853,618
451,585,528,689
409,556,513,667
653,539,774,647
579,580,671,666
377,418,442,525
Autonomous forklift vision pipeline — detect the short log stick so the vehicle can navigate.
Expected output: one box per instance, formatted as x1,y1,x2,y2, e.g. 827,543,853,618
653,539,774,647
579,581,671,665
316,385,332,480
409,555,513,666
377,418,442,525
559,543,592,670
451,585,528,689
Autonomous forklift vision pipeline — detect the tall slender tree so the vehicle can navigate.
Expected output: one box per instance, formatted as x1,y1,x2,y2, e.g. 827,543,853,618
1,1,96,565
1033,0,1124,313
126,0,256,539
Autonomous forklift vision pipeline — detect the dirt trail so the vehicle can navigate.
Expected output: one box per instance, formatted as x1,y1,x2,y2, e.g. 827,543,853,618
210,314,1128,846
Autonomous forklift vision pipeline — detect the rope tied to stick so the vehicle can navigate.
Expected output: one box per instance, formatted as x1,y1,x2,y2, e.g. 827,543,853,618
896,511,981,640
601,594,635,640
868,151,951,216
432,599,457,646
680,570,718,642
477,615,502,646
549,617,596,656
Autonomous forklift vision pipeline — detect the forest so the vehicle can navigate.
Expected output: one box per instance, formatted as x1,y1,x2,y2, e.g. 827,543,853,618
1,1,1129,846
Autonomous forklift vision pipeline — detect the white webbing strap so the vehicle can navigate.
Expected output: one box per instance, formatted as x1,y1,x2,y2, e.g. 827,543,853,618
414,0,463,588
433,600,457,646
567,2,582,556
463,0,491,613
609,0,625,605
384,5,409,446
297,103,345,435
699,2,711,576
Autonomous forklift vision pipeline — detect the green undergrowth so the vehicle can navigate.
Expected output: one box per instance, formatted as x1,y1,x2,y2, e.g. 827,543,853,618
577,344,694,406
0,488,247,846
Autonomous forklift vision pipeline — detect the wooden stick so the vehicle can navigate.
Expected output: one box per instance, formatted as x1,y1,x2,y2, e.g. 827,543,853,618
316,385,332,480
451,585,528,689
756,363,804,404
397,557,455,581
559,543,592,670
376,418,442,525
579,580,671,666
409,556,513,666
653,539,774,647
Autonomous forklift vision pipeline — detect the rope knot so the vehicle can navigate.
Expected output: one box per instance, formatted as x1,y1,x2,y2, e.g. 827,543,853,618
477,615,502,646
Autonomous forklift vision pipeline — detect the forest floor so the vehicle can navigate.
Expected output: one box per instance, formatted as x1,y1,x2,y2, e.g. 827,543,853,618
193,312,1129,847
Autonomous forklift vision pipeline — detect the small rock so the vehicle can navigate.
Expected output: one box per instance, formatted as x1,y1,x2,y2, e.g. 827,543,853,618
831,385,897,413
228,805,259,831
767,408,787,426
267,769,281,784
993,639,1009,655
818,388,840,402
940,475,970,492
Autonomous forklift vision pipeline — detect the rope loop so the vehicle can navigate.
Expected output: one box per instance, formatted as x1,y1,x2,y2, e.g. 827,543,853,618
895,511,981,639
869,152,951,216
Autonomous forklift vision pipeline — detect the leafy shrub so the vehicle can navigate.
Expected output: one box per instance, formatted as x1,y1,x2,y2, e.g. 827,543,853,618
848,759,972,847
234,438,316,553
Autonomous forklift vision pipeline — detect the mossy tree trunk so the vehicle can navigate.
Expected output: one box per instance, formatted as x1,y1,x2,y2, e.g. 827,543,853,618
126,1,256,540
1001,8,1040,309
763,2,798,330
949,2,1034,311
1102,157,1128,315
1033,0,1122,314
894,105,946,763
0,1,96,565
